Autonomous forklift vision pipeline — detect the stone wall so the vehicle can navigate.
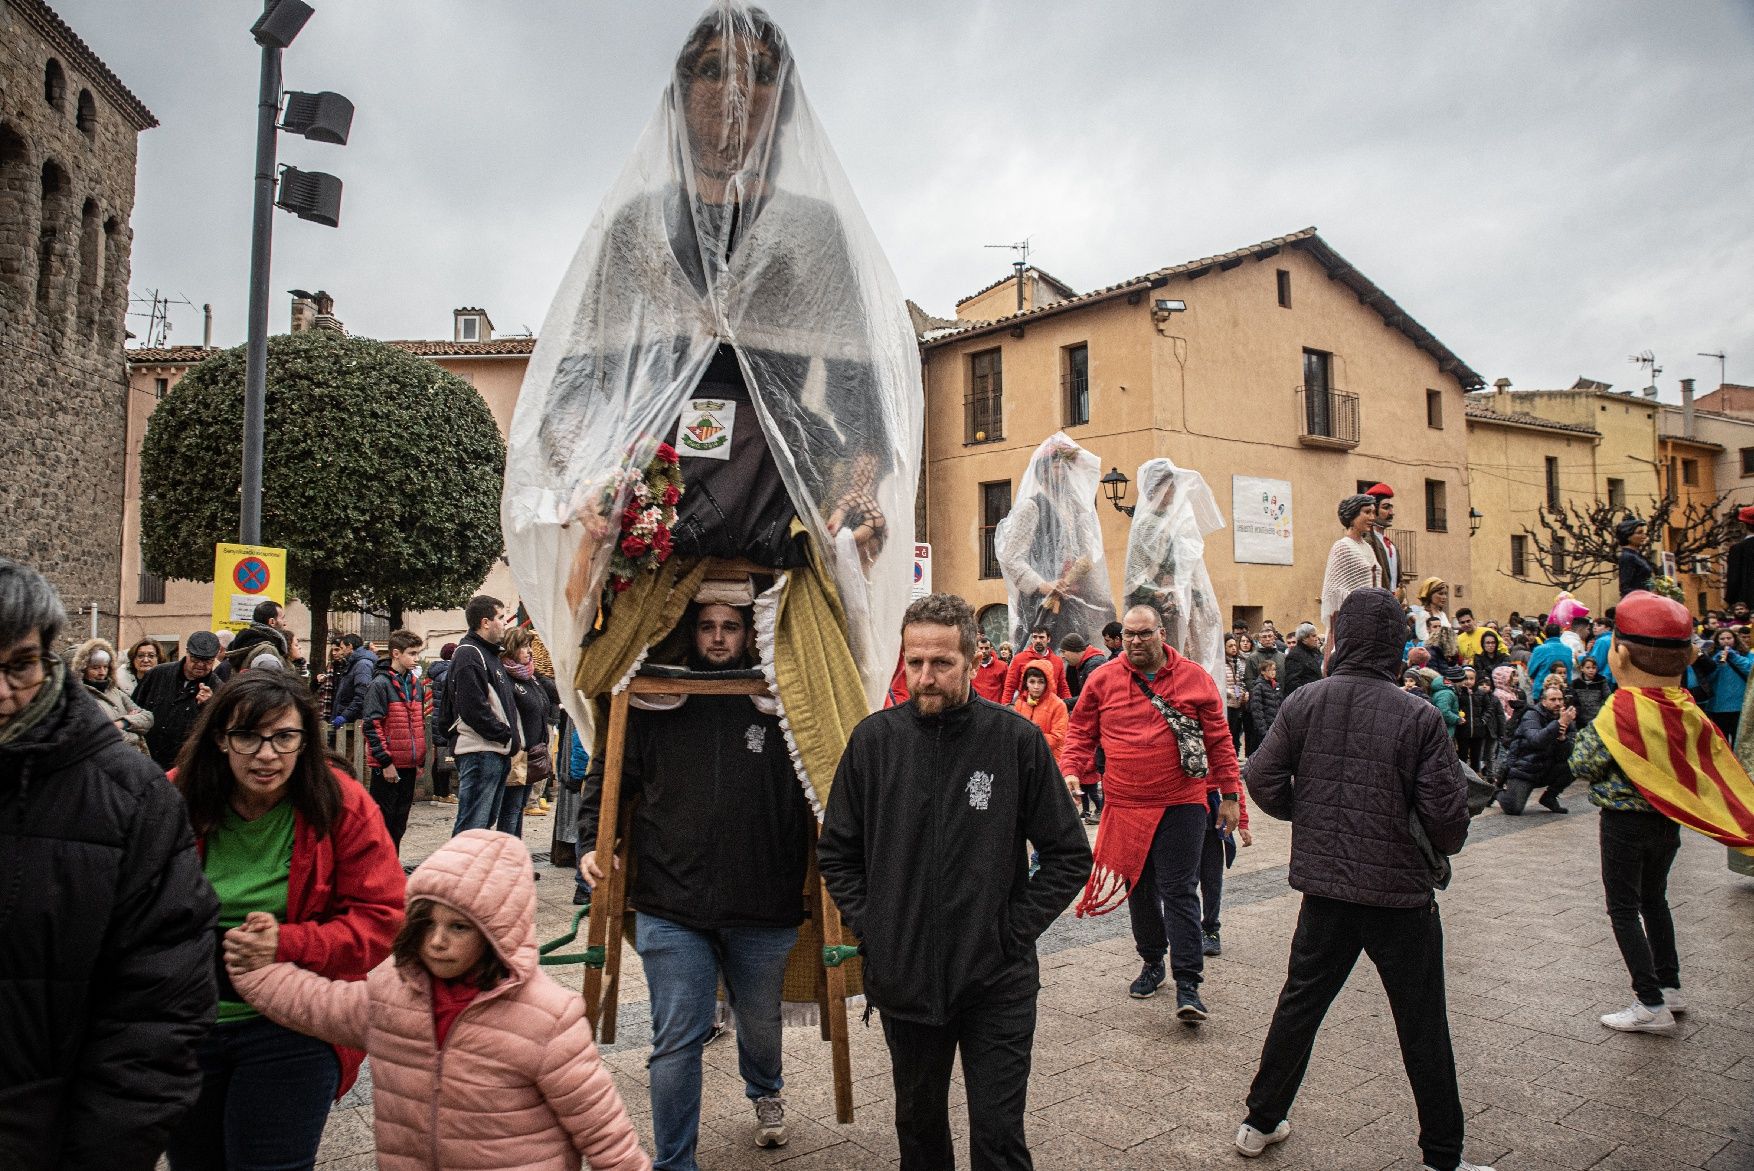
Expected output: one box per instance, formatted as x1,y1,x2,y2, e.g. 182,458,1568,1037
0,0,155,645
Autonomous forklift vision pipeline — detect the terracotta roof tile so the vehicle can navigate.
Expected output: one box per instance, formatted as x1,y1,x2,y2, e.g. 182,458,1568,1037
384,338,535,357
1463,400,1600,436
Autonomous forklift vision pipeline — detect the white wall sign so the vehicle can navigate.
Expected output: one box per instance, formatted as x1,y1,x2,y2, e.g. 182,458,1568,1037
1232,476,1294,565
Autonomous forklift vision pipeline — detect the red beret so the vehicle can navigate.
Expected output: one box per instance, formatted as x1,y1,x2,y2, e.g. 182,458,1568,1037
1613,590,1693,646
1738,505,1754,525
1365,483,1394,499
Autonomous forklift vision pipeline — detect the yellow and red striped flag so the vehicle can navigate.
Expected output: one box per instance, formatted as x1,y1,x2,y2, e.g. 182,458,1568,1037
1595,686,1754,856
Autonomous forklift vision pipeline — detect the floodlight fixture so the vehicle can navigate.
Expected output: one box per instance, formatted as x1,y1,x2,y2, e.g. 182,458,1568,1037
280,90,354,145
275,166,343,227
251,0,313,49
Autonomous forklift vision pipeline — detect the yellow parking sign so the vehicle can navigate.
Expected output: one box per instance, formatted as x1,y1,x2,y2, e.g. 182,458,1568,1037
211,543,287,632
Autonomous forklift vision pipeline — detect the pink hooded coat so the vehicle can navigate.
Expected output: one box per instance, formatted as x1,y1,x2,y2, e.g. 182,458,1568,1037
233,830,650,1171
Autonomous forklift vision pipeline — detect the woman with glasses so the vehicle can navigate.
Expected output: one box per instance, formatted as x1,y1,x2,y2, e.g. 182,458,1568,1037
115,636,161,694
163,671,405,1171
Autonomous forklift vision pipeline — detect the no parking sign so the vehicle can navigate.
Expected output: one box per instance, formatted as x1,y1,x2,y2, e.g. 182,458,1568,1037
211,543,287,632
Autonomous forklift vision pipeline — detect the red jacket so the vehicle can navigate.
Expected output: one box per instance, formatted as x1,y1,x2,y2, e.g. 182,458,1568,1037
1063,646,1241,808
971,654,1008,703
194,768,406,1096
363,669,430,770
1003,647,1071,704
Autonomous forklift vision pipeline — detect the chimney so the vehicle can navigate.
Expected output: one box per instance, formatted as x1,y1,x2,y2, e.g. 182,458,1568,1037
1682,377,1695,439
202,303,213,348
289,292,317,333
453,307,493,343
310,290,346,335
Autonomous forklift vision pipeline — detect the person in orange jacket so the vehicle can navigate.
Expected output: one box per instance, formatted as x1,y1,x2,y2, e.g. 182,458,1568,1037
1011,663,1069,762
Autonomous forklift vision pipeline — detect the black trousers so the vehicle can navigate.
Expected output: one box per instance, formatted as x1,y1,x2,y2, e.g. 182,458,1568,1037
368,766,417,848
1122,803,1209,986
1498,767,1571,813
881,987,1037,1171
1708,710,1739,748
1599,809,1681,1006
1246,895,1464,1170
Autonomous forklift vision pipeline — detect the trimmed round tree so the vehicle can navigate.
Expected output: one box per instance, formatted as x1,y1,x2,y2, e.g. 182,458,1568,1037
140,330,506,652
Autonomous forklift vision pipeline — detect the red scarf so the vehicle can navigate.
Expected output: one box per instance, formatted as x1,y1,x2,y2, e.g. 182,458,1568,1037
430,976,482,1048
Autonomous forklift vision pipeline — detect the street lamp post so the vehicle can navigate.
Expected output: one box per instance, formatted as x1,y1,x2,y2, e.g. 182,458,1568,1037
239,0,352,544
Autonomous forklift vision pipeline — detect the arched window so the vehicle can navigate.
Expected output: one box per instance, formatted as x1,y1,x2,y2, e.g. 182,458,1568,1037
977,604,1012,650
0,124,28,308
77,197,101,334
44,59,66,110
101,216,125,344
76,90,97,137
36,159,69,311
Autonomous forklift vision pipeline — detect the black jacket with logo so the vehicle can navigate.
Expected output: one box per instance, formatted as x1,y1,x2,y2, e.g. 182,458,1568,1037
818,695,1092,1026
577,694,812,930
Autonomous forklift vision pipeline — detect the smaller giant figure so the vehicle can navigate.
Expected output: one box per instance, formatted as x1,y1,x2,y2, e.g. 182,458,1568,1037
994,433,1117,649
1122,457,1226,686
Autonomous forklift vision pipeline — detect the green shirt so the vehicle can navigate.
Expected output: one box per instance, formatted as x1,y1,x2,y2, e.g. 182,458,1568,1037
204,799,296,1022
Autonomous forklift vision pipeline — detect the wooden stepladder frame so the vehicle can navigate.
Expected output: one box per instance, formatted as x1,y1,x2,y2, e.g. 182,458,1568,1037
580,674,856,1123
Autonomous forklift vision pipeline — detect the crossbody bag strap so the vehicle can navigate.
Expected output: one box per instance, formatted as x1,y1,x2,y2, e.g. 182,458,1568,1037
1131,668,1210,779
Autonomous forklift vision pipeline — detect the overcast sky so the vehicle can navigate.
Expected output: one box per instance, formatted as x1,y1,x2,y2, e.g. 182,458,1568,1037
58,0,1754,397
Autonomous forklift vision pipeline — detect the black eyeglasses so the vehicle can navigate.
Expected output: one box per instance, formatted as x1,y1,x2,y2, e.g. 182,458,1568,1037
1120,630,1161,642
222,729,306,756
0,652,59,688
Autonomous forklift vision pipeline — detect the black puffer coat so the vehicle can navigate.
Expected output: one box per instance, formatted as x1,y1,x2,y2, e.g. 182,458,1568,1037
1504,703,1572,792
0,674,218,1170
1244,588,1470,908
1282,641,1323,698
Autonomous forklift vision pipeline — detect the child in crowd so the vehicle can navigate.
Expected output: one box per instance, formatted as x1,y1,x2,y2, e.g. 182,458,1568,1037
1569,654,1611,728
1247,658,1282,745
1571,592,1754,1037
227,830,650,1171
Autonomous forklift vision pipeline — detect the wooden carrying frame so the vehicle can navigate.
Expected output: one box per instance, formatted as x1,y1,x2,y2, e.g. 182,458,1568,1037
580,674,857,1124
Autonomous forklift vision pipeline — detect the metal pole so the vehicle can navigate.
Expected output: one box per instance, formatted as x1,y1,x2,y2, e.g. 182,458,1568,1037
240,27,280,545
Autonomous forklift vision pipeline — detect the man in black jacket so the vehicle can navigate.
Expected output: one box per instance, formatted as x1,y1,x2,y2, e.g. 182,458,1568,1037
1282,622,1323,698
446,595,521,834
1236,588,1485,1171
0,558,218,1170
580,600,812,1164
133,629,223,768
819,592,1092,1171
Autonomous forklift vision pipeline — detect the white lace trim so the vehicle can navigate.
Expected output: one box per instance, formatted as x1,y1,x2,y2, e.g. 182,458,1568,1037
753,572,821,820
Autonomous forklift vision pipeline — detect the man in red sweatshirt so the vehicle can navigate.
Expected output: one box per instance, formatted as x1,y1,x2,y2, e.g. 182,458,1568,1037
1002,625,1072,704
971,635,1008,703
1063,603,1241,1024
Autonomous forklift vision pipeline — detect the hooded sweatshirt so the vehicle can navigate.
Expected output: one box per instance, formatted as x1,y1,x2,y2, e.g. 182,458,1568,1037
233,830,648,1171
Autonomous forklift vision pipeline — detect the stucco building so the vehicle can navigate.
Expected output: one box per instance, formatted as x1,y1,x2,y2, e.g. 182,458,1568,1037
1,0,155,642
918,228,1484,640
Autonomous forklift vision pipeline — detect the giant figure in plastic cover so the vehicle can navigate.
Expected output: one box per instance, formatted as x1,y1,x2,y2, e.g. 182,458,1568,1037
501,2,922,809
1122,457,1226,684
994,433,1116,649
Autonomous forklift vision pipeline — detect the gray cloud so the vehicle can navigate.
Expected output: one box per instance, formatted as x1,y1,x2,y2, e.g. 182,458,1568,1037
59,0,1754,395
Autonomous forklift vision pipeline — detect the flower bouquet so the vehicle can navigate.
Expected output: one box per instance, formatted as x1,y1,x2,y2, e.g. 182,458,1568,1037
602,441,684,595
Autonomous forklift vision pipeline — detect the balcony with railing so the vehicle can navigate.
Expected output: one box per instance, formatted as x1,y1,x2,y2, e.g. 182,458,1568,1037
1391,529,1417,585
1062,372,1089,427
964,390,1003,444
1296,385,1360,449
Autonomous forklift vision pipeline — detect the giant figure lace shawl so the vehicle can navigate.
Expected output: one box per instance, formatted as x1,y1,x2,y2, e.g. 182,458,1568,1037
994,433,1116,648
500,2,923,737
1122,458,1226,684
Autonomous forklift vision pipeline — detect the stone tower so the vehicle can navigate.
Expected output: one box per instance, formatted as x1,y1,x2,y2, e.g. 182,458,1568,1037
0,0,156,643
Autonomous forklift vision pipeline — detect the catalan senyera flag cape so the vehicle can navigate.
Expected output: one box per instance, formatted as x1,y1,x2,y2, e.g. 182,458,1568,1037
1595,686,1754,856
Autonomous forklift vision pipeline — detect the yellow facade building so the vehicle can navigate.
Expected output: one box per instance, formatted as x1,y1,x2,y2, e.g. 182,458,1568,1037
919,228,1483,638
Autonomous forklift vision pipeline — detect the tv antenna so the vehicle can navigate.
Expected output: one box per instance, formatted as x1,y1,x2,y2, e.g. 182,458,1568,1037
128,288,194,348
1628,350,1661,394
984,237,1032,312
1698,350,1726,388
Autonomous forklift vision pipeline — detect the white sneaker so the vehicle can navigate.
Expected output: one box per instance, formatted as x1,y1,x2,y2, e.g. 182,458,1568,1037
1660,986,1687,1014
1234,1120,1289,1157
1423,1162,1495,1170
753,1095,788,1149
1600,1001,1679,1035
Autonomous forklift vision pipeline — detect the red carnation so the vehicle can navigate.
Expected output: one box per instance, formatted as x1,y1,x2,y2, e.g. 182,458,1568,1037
620,534,650,558
612,576,631,594
662,483,681,506
652,527,673,558
656,442,678,463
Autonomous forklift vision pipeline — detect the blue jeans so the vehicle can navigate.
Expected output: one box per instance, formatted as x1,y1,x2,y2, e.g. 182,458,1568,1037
635,912,798,1171
453,750,509,834
164,1015,340,1171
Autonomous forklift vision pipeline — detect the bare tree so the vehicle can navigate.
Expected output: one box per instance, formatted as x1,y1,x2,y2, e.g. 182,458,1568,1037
1507,491,1739,594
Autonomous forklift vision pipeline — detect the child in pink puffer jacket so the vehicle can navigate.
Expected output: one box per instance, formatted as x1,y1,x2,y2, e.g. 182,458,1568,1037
229,829,650,1171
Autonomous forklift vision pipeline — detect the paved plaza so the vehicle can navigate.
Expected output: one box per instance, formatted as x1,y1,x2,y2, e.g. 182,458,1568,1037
309,797,1754,1171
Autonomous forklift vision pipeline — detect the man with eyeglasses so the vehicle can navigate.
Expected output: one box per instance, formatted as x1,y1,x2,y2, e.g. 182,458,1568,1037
0,558,218,1168
134,629,225,768
1063,604,1242,1023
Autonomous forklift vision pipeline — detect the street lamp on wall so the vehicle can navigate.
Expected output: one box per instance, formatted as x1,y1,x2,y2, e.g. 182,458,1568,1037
1100,466,1135,517
1468,507,1483,537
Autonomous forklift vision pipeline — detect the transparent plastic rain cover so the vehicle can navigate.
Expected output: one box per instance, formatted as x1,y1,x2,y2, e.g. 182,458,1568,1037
994,433,1117,648
501,2,923,722
1122,457,1227,684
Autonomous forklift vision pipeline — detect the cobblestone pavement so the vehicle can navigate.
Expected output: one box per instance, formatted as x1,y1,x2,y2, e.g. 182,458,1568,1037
309,797,1754,1171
